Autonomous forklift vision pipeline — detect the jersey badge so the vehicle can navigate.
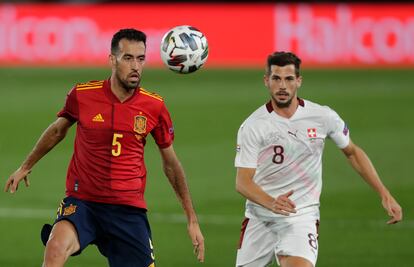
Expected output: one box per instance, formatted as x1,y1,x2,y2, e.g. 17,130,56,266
343,123,349,136
236,144,241,152
92,113,105,122
63,204,77,216
134,115,147,134
307,128,317,138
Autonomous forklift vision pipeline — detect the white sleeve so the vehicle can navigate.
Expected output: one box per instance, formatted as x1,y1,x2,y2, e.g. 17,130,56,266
326,108,350,149
234,123,259,168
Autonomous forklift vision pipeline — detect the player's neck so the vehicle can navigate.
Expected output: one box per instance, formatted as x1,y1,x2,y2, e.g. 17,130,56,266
110,78,136,103
272,98,299,119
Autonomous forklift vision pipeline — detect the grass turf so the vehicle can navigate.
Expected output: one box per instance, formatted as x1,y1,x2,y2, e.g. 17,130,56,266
0,67,413,266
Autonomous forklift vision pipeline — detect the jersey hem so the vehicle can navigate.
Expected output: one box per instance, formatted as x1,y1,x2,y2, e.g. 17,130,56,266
66,193,148,210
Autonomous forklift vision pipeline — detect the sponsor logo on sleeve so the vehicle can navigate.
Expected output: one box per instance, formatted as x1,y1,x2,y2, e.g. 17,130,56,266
169,127,174,134
236,144,241,152
343,123,349,136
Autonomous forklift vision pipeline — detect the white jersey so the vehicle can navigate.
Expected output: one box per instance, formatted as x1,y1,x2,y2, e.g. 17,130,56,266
235,99,350,221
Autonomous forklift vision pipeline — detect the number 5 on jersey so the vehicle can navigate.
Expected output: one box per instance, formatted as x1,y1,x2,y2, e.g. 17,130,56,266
112,133,123,157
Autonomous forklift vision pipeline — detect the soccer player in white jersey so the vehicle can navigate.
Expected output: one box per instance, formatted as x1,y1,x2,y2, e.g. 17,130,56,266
234,51,402,267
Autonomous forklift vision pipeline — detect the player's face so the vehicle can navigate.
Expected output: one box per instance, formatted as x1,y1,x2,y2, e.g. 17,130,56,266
264,64,302,108
111,39,146,91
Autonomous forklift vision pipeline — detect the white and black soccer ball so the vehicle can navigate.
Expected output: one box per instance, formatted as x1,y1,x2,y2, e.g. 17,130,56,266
160,25,208,74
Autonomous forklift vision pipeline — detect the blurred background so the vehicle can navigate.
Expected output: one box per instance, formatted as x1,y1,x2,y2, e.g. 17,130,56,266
0,2,413,267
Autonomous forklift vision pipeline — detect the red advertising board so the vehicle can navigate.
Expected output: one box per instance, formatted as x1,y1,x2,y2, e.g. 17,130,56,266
0,3,413,67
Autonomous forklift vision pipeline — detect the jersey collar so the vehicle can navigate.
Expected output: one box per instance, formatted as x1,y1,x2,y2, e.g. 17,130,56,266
104,78,140,104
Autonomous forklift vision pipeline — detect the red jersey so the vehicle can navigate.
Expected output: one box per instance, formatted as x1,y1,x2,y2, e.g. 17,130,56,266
57,79,174,209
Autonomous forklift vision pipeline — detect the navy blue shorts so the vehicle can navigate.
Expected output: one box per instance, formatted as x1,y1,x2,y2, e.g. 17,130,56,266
41,196,155,267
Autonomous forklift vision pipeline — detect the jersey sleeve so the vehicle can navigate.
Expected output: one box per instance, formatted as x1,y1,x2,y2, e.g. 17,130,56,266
151,102,174,149
234,122,260,168
57,87,79,122
326,108,350,149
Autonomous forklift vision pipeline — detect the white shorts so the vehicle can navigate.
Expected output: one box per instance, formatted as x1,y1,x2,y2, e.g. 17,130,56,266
236,217,320,267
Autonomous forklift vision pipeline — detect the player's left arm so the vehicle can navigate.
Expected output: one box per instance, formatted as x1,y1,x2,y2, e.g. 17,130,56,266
341,139,403,224
159,144,205,263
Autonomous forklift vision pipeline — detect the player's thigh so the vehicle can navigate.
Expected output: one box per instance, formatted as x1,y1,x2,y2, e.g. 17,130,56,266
275,220,319,267
278,255,313,267
46,196,98,255
239,253,275,267
236,218,277,267
46,220,80,256
95,205,155,267
105,238,154,267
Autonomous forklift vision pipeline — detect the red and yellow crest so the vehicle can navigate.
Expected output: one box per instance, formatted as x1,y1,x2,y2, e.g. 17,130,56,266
63,204,77,216
134,115,147,134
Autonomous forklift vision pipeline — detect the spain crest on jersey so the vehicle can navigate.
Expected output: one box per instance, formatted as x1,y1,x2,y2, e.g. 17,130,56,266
134,115,147,134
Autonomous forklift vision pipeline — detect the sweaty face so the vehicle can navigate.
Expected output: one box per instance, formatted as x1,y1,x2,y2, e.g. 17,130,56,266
264,64,302,108
111,39,146,91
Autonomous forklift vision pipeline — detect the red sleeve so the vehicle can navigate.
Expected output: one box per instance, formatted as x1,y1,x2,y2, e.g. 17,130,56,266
151,102,174,148
57,87,78,122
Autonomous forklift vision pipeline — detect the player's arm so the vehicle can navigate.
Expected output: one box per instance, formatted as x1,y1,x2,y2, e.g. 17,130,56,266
4,117,74,193
341,139,402,224
236,167,296,216
158,144,205,263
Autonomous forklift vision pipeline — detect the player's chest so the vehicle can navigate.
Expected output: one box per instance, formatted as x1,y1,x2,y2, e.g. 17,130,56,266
260,120,327,153
77,100,158,135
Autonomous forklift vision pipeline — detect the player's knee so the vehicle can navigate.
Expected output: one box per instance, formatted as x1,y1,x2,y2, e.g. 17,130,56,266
44,237,75,263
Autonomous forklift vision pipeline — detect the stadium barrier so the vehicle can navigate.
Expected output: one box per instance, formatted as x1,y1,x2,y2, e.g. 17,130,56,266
0,3,413,67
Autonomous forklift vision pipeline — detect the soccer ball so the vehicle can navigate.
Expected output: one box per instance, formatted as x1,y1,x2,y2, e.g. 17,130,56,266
160,25,208,74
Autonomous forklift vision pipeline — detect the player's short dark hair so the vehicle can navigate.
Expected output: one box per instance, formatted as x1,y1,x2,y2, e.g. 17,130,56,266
266,51,301,77
111,28,147,55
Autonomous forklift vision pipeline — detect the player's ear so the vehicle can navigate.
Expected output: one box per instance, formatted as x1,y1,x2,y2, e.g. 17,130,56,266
263,75,269,87
297,75,302,87
109,54,116,66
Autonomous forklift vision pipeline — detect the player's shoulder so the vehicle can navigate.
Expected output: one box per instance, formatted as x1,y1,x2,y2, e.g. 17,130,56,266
302,99,337,116
73,80,105,92
139,87,164,102
239,104,269,129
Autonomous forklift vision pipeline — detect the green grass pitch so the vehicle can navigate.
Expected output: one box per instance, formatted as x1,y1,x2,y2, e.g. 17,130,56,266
0,67,413,267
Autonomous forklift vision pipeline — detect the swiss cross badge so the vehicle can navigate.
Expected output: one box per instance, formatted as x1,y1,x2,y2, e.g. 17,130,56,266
307,128,317,138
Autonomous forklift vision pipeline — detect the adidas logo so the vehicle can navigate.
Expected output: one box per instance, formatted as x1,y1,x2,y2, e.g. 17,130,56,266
92,113,104,122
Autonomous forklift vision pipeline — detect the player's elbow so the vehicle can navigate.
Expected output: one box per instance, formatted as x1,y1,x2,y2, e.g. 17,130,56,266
53,126,68,141
47,117,74,141
235,182,241,194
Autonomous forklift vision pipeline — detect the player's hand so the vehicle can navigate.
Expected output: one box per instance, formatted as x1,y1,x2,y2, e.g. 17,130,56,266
187,221,205,263
271,190,297,216
381,194,402,224
4,167,31,194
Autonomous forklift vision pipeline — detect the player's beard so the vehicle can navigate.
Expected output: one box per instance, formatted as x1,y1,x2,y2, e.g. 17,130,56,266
273,95,293,108
116,72,140,91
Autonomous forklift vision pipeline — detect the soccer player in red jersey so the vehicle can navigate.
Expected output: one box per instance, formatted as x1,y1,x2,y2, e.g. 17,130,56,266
4,28,205,267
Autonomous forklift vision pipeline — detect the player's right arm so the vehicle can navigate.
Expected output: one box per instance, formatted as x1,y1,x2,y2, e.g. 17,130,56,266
236,167,296,216
4,117,74,193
